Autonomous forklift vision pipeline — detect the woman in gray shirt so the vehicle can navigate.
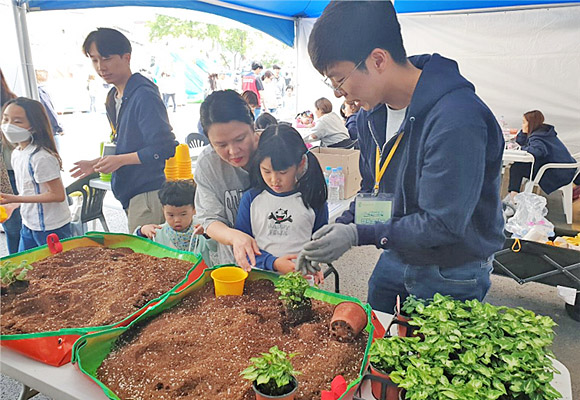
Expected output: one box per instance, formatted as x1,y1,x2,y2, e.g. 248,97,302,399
194,90,261,270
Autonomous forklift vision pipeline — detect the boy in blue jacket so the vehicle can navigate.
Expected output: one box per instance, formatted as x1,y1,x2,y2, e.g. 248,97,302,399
298,1,505,313
71,28,177,232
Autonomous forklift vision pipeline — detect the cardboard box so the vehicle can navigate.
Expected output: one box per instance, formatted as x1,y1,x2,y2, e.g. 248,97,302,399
311,147,362,199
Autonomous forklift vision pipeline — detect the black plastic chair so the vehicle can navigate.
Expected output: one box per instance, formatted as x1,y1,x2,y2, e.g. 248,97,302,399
186,132,209,148
66,173,109,234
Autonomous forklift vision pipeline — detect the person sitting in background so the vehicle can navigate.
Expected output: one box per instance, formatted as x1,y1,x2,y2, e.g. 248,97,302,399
506,110,577,205
255,112,278,131
242,90,260,119
306,97,350,147
135,180,216,265
340,100,361,142
295,110,314,128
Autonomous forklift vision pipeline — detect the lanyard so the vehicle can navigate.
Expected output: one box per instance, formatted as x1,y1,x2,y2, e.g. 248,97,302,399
374,132,404,195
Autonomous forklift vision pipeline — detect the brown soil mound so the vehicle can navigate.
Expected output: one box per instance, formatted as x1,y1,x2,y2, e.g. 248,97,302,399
1,247,195,334
98,279,368,400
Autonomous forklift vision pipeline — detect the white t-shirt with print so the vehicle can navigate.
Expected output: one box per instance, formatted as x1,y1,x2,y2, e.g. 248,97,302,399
11,144,71,231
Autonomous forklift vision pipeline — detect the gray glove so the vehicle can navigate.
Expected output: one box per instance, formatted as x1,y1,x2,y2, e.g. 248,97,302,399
296,252,322,275
301,223,358,264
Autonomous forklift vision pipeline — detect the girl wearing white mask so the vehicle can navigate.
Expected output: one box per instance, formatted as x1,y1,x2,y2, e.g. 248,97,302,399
1,97,71,251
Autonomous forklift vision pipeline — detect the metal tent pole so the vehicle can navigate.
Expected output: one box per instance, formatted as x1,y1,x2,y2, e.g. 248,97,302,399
12,0,38,100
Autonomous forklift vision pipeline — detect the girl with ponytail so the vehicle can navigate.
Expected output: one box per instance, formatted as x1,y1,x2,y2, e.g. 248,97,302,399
235,124,328,281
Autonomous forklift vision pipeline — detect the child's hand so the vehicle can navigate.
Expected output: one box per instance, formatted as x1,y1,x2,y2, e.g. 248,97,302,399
274,254,297,274
314,269,324,285
193,224,204,235
0,193,18,205
141,224,161,239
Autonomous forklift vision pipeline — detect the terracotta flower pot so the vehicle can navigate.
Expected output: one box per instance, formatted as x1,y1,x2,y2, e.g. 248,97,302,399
330,301,368,343
252,377,298,400
369,364,402,400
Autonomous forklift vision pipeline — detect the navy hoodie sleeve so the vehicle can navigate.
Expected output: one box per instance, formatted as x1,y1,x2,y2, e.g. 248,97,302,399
313,202,329,233
135,90,177,164
357,105,493,252
521,136,548,159
234,190,276,271
515,130,528,146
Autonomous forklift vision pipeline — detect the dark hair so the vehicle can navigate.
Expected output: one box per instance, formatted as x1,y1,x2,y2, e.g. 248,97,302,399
255,112,278,130
241,90,259,108
158,180,196,207
339,103,347,119
251,62,263,71
273,65,281,70
251,124,327,210
1,69,17,108
315,97,333,114
82,27,132,58
2,97,62,168
296,110,313,120
200,90,255,135
308,1,407,76
524,110,545,134
262,70,274,80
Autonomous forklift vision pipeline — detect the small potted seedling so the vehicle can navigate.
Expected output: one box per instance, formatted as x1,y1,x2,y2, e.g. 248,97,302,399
241,345,300,400
1,260,33,295
396,295,427,337
275,272,312,327
368,336,418,400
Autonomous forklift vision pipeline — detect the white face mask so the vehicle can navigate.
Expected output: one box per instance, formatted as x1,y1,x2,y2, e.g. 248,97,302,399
1,123,32,144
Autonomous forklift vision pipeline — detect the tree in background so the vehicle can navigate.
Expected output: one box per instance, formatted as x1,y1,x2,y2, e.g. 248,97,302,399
147,15,248,70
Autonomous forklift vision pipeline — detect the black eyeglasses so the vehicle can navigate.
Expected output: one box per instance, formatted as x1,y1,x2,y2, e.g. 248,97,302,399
322,59,365,94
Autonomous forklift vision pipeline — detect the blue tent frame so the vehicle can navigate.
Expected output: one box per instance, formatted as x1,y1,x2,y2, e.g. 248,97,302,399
21,0,580,47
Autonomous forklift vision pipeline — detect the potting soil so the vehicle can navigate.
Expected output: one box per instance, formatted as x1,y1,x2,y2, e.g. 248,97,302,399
1,247,196,334
97,279,368,400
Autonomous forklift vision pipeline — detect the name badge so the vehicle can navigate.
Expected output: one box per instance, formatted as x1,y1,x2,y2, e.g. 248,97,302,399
355,193,394,225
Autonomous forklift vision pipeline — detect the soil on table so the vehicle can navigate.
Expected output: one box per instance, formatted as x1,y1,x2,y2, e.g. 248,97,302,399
98,279,368,400
1,247,196,334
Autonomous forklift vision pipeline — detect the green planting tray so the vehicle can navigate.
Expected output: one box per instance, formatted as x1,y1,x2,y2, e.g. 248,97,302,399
0,232,205,366
74,267,383,400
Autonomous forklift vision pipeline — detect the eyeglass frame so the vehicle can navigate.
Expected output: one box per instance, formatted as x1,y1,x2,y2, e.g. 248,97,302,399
322,58,366,93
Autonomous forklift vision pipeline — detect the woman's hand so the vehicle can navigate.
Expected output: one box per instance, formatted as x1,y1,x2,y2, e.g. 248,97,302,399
140,224,160,239
231,230,261,272
274,254,297,274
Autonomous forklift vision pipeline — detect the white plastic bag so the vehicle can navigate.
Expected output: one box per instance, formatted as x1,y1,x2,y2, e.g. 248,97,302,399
505,192,554,241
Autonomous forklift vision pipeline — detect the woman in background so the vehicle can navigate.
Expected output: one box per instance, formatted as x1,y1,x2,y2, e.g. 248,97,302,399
306,97,350,147
506,110,577,203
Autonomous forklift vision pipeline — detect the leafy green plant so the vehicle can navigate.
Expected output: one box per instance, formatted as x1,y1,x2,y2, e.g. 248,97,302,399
400,295,429,317
382,294,561,400
369,336,420,374
274,272,311,310
240,345,300,396
1,260,33,286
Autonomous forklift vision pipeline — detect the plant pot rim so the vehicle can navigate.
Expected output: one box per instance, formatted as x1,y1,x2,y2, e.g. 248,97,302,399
369,362,394,376
252,376,298,399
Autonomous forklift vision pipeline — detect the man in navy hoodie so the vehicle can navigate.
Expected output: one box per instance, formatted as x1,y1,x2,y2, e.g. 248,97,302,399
299,1,505,312
71,28,177,232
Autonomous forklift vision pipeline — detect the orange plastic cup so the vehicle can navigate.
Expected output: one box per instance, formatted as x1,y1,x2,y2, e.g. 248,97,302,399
210,267,248,297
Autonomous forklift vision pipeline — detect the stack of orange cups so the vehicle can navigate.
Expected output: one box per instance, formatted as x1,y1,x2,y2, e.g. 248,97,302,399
164,154,178,181
175,144,193,180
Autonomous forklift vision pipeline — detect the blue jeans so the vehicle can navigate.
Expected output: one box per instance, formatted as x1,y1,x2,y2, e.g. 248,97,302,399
1,170,22,254
367,250,493,313
18,223,72,252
